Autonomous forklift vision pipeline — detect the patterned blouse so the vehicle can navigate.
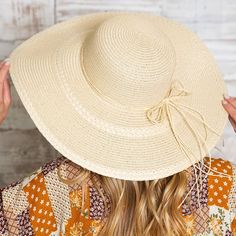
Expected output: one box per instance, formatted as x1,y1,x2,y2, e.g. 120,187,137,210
0,155,235,236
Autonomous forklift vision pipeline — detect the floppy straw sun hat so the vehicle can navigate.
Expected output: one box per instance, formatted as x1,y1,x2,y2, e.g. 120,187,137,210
8,11,228,181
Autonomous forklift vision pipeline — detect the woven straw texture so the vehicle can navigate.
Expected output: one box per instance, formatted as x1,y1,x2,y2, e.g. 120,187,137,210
8,11,228,180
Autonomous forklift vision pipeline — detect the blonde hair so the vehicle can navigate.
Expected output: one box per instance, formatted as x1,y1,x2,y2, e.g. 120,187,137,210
58,159,189,236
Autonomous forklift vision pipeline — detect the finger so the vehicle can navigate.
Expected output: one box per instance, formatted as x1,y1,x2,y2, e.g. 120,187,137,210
3,76,11,108
222,100,236,121
0,64,10,103
229,115,236,132
224,96,236,109
0,61,4,70
0,58,9,70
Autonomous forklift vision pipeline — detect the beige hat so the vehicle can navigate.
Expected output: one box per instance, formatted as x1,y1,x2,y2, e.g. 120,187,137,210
8,11,228,181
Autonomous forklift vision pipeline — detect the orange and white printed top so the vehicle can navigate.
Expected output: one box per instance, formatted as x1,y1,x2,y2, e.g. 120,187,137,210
0,155,235,236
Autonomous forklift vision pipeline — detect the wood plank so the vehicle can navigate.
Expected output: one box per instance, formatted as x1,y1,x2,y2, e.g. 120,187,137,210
0,0,55,42
56,0,236,40
180,22,236,40
160,0,236,22
56,0,160,20
204,40,236,81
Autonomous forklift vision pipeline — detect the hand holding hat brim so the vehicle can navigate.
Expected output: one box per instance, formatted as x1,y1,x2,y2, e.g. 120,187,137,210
222,96,236,132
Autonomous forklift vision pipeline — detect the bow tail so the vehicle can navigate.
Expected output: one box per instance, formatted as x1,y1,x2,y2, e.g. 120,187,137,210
165,104,207,220
167,101,233,221
173,102,232,177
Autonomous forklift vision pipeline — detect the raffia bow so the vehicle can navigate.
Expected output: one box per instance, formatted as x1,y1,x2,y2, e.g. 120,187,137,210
146,80,191,124
145,79,233,220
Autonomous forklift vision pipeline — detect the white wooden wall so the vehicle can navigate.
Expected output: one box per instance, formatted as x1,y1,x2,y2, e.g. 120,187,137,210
0,0,236,186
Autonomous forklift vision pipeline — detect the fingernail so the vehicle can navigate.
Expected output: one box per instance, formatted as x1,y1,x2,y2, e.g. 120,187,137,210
222,99,228,104
223,93,230,99
3,58,10,65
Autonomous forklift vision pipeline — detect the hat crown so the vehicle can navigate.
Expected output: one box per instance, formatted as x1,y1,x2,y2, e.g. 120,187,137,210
81,14,176,108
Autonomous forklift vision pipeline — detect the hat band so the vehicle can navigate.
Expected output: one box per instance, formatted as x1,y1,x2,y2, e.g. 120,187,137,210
145,80,192,124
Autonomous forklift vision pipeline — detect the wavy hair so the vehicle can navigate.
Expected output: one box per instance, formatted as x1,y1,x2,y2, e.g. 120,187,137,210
58,159,190,236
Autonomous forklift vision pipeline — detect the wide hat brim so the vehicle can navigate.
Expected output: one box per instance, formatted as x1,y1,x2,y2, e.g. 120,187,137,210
9,11,228,181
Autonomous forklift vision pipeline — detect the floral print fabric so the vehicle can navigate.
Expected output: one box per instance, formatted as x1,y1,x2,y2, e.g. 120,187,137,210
0,155,235,235
182,157,236,235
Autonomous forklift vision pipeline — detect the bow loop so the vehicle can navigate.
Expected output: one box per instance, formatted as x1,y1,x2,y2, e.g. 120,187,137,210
146,80,191,124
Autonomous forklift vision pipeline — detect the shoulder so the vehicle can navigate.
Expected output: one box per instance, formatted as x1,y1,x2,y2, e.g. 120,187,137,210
182,156,235,213
0,155,67,196
182,157,236,234
0,156,109,235
0,156,68,235
204,156,235,173
204,157,235,205
185,156,235,180
205,157,236,234
204,156,236,195
194,156,235,198
0,155,73,202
